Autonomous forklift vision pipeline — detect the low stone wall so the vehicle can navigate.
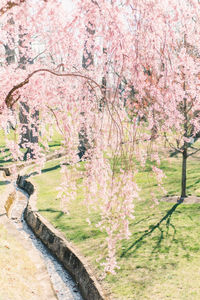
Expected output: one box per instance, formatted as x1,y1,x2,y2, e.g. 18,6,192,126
17,175,107,300
0,166,11,176
17,176,34,195
0,150,66,177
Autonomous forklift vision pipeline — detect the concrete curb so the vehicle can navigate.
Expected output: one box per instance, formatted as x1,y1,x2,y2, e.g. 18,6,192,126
0,150,66,177
17,175,108,300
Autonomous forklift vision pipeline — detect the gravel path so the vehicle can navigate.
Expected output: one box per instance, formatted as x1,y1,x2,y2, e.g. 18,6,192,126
3,181,83,300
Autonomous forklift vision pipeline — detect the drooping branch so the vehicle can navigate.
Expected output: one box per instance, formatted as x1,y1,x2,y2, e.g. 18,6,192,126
188,148,200,157
0,0,26,16
164,132,182,154
46,105,64,135
0,0,48,17
4,67,124,146
4,68,102,110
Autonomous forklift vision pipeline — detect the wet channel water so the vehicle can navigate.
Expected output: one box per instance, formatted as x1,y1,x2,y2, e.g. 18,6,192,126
5,184,83,300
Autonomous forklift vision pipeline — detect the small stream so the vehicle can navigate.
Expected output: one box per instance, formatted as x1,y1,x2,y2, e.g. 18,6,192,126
6,184,83,300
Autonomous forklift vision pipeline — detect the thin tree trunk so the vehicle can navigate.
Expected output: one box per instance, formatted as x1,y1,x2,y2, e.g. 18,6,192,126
99,47,107,111
18,26,39,160
181,77,188,200
181,147,187,199
78,22,95,159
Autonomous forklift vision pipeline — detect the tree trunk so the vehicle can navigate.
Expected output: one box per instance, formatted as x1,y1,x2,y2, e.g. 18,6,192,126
18,27,39,160
19,102,39,160
181,147,187,199
78,22,95,159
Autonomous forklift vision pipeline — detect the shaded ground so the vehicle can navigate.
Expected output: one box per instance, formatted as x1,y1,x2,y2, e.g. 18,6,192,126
162,195,200,204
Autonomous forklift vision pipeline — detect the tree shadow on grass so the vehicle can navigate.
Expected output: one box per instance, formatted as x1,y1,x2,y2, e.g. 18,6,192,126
0,148,9,152
49,143,61,148
0,180,10,186
41,164,61,173
187,178,200,189
38,208,64,220
0,158,12,164
38,208,101,242
0,213,6,217
26,164,61,178
121,201,182,258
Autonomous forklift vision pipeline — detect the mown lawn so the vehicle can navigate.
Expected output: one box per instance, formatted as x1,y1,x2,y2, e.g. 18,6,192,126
0,127,63,166
0,129,16,165
31,153,200,299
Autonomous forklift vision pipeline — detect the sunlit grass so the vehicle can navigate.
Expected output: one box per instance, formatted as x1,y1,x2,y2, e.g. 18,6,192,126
0,129,16,165
0,125,63,166
32,150,200,299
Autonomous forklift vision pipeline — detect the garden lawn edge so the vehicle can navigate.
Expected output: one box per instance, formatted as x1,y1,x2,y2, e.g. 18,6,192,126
17,175,108,300
0,149,66,177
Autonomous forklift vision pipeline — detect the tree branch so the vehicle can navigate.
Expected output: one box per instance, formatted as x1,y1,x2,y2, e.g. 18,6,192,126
29,50,47,63
0,1,25,16
46,105,64,135
4,68,102,109
188,148,200,157
164,132,182,154
0,0,48,17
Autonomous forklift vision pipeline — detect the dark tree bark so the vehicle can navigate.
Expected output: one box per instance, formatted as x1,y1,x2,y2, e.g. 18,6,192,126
4,20,39,160
18,26,39,160
99,47,107,111
180,94,188,200
19,102,39,160
181,147,187,199
78,22,95,159
4,44,15,65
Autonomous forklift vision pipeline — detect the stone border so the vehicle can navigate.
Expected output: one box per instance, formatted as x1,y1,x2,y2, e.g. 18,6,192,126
0,150,66,177
17,175,108,300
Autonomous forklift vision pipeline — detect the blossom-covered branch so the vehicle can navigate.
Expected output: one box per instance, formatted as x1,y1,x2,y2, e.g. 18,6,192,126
4,68,102,109
0,0,26,16
0,0,49,16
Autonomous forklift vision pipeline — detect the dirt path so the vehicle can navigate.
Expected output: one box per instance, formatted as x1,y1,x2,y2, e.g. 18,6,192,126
0,184,57,300
0,173,83,300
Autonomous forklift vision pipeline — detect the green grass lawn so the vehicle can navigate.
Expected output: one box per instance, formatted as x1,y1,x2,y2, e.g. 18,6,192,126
31,152,200,299
0,126,63,166
0,129,16,165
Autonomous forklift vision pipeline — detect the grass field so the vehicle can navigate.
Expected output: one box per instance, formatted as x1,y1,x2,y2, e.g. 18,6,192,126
31,151,200,299
0,127,63,166
0,130,16,165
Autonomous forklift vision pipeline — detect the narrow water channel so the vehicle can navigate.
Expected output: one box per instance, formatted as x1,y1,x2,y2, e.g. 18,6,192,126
6,185,83,300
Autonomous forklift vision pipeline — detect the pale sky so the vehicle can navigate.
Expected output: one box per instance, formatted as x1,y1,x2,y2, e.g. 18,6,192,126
61,0,76,14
